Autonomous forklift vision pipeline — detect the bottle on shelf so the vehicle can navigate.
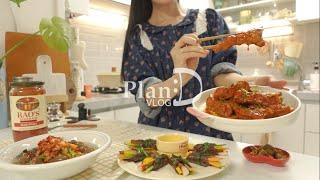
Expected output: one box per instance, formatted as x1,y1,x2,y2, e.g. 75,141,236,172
310,62,319,91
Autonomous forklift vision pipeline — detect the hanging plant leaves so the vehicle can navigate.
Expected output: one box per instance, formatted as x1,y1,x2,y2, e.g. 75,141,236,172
39,16,72,52
10,0,27,7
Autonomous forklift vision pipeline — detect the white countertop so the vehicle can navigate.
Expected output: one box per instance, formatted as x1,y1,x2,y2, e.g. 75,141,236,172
0,118,318,180
71,93,137,113
295,90,320,102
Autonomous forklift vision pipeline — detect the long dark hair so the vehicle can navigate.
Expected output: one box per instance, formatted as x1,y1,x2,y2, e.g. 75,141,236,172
121,0,153,80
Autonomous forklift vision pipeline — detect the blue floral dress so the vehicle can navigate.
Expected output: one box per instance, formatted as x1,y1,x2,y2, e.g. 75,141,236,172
123,9,241,140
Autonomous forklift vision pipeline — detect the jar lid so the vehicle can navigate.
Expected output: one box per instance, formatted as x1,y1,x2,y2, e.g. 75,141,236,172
11,76,44,87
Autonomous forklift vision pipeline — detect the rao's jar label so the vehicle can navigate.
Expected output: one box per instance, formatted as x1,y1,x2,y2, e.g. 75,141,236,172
10,95,47,131
9,76,48,142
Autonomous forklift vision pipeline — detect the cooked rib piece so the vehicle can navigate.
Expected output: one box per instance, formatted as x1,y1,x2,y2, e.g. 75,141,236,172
213,87,235,100
233,90,282,106
206,97,233,117
231,81,251,91
264,104,293,118
233,105,265,119
213,81,250,101
211,29,266,53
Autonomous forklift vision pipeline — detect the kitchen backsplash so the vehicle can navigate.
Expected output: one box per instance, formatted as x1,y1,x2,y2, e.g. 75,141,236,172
72,20,126,86
74,17,319,86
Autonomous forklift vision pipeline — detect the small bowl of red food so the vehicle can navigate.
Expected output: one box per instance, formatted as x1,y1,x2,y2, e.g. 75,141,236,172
242,144,290,167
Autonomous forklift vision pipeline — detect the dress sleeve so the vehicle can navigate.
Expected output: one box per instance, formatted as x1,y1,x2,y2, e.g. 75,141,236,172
205,9,242,78
123,29,162,118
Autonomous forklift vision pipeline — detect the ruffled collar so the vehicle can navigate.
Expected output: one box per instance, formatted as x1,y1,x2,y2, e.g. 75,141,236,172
141,9,199,34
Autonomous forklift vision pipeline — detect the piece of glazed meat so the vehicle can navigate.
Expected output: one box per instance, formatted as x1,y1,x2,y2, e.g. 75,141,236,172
233,90,282,106
213,81,251,101
211,29,266,53
213,87,235,100
231,81,251,91
205,81,293,119
233,105,265,119
265,104,293,118
206,97,233,117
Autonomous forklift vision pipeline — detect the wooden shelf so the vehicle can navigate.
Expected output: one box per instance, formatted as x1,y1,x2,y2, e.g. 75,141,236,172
228,18,295,33
228,17,320,33
291,18,320,25
216,0,295,13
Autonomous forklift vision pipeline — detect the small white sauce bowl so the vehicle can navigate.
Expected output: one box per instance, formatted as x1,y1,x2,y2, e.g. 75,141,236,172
156,134,189,154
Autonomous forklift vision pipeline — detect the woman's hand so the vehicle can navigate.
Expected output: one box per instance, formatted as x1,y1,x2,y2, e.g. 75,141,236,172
253,76,287,89
170,33,209,72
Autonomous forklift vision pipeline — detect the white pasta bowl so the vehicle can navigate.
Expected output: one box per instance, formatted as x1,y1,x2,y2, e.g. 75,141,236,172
0,130,111,180
191,86,301,133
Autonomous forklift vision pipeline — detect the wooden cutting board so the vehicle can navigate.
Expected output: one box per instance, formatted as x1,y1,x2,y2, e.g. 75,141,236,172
5,32,71,86
23,55,67,95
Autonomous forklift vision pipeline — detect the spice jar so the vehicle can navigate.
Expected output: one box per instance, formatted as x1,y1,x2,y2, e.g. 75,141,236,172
9,77,48,142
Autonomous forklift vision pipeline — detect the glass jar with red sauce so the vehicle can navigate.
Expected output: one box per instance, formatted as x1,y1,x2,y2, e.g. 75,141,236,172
9,77,48,142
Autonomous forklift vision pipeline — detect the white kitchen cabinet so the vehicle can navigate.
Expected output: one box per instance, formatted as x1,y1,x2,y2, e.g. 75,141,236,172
296,0,320,22
270,104,306,153
95,106,140,123
304,132,320,156
114,106,140,123
305,104,320,133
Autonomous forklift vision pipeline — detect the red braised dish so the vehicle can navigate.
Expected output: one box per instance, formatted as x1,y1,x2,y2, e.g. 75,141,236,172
205,81,293,119
242,144,290,167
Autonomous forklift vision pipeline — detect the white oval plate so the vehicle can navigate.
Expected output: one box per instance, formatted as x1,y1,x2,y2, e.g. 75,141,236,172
0,131,111,180
191,85,301,133
118,139,229,180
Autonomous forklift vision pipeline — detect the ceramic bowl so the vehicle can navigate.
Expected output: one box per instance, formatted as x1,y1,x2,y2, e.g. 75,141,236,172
156,134,189,154
0,130,111,180
192,85,301,133
242,145,290,167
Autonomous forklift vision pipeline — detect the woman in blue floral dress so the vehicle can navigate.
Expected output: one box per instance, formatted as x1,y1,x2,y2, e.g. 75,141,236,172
121,0,286,140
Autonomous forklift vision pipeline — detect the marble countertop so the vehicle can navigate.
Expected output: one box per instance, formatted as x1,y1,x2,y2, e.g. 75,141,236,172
71,93,137,113
0,119,319,180
295,90,320,102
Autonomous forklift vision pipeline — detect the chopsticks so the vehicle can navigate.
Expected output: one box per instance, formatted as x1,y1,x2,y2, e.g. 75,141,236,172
199,28,265,50
198,33,234,43
202,45,216,50
198,33,235,50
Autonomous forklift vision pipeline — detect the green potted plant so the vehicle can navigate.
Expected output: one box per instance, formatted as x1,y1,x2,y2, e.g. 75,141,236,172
0,0,73,68
0,0,73,105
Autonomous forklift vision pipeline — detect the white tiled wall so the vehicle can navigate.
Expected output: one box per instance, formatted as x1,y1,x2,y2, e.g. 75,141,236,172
73,15,319,86
71,22,126,86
